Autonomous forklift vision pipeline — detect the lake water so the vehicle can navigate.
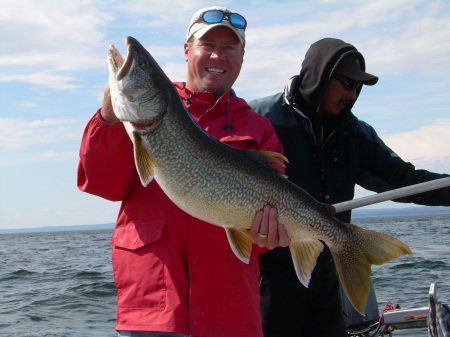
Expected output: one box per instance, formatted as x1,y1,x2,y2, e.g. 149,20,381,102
1,213,449,336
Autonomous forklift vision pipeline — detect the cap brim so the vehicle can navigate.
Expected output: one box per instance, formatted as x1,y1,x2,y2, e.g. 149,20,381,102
191,22,245,46
342,68,379,85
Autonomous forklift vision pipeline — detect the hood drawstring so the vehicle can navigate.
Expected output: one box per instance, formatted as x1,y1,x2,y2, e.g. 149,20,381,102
224,99,233,132
186,94,193,105
186,92,232,131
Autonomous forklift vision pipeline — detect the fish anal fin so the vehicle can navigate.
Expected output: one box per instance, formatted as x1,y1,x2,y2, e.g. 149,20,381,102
132,131,155,187
289,240,324,288
331,223,412,314
225,228,252,264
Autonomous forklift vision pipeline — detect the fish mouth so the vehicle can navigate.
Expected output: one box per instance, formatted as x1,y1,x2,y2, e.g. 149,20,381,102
108,36,166,131
116,40,137,81
108,38,137,82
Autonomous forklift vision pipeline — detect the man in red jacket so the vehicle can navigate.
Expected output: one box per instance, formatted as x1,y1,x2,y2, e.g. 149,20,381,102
78,6,289,337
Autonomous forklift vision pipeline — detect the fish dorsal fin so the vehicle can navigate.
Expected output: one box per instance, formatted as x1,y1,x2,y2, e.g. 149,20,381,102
225,228,252,264
132,131,155,187
289,240,324,287
321,203,337,215
247,149,289,168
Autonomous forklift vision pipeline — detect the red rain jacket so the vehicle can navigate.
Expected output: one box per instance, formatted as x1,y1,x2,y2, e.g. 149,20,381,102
77,82,284,337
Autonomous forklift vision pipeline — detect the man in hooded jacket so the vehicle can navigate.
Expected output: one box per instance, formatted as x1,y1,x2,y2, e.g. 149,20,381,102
249,37,450,337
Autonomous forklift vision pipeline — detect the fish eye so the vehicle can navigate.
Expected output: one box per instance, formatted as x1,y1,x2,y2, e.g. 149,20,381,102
139,57,147,68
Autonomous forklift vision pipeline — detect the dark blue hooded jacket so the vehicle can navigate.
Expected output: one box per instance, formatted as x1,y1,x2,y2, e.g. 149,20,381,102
249,38,450,331
250,38,450,224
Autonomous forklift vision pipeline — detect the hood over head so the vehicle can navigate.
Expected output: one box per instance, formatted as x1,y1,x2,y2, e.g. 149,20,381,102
335,55,378,85
286,38,378,120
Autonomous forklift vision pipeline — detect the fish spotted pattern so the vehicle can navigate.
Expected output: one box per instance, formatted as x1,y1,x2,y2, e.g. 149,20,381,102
107,36,412,314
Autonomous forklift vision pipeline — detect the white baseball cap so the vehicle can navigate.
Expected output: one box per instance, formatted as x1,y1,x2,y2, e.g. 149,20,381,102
186,6,246,46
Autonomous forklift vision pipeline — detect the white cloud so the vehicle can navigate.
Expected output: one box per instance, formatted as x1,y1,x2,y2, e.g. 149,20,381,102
0,0,113,79
237,45,306,98
243,0,450,89
17,101,38,107
162,62,188,83
352,117,450,206
0,51,104,71
0,118,84,151
1,0,113,51
382,119,450,158
365,15,450,77
144,44,185,63
246,0,426,46
0,71,83,90
114,0,206,25
2,0,448,95
382,119,450,173
41,151,78,160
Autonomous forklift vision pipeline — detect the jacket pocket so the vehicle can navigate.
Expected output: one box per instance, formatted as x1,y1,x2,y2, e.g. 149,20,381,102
110,221,168,310
110,220,165,250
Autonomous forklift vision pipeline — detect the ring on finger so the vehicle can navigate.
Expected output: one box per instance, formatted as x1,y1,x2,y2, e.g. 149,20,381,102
258,233,268,238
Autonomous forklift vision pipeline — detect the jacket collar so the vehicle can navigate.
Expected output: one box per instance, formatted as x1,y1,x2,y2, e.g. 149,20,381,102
173,82,250,133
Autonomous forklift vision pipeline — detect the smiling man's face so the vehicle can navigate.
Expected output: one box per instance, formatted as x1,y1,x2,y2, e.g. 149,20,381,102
184,26,244,99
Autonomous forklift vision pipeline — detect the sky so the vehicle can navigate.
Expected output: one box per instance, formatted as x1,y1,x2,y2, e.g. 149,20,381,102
1,0,449,229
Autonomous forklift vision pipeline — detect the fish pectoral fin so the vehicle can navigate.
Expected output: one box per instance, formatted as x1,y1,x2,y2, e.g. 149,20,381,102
331,223,412,314
247,150,289,168
132,131,155,187
289,240,324,288
225,228,252,264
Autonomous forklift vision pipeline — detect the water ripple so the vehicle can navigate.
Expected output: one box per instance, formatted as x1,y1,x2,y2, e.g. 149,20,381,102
1,217,449,337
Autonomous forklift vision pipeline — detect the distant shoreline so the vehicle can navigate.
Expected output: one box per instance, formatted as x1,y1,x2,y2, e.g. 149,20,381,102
1,206,449,234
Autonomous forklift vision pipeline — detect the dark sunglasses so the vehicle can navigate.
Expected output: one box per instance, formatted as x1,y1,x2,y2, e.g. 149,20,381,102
332,74,361,91
194,9,247,29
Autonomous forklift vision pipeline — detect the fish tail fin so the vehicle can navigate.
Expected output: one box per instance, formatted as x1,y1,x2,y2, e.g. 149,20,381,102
331,223,412,314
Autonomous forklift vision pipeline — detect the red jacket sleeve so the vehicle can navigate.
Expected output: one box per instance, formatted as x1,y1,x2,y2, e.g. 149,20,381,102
77,109,136,201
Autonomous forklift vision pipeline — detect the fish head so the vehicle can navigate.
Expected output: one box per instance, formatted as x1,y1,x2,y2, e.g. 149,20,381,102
108,36,175,129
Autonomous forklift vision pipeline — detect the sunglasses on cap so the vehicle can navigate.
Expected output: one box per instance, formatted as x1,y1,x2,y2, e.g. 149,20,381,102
194,9,247,29
332,74,361,91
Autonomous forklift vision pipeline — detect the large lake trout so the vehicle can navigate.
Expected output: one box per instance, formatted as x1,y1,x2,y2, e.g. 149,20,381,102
107,36,412,314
